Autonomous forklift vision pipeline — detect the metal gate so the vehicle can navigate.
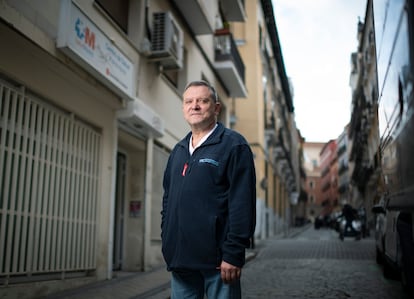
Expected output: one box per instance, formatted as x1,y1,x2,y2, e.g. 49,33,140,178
0,77,101,285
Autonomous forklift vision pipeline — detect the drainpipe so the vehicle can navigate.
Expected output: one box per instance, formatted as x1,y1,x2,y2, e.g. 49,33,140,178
107,117,118,279
143,134,154,271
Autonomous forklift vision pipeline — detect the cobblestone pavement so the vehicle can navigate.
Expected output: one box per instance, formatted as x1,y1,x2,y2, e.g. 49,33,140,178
241,226,410,299
40,225,410,299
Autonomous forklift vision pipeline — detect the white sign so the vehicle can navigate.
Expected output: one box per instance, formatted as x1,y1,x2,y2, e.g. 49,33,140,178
57,0,134,99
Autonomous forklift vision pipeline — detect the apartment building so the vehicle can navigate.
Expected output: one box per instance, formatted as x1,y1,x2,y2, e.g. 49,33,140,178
0,0,299,297
337,126,351,206
234,0,300,238
303,142,325,220
294,132,308,227
320,140,339,216
348,0,380,225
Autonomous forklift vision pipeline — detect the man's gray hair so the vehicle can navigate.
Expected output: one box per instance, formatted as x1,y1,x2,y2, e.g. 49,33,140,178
184,80,218,103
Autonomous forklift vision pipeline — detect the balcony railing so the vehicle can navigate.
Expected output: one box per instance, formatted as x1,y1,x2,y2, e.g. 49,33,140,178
338,163,349,175
337,144,347,156
213,29,247,97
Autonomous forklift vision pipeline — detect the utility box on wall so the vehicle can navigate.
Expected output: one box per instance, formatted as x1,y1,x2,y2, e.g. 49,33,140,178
147,12,183,70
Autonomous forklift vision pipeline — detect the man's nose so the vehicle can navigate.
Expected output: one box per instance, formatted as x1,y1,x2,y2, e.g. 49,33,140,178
192,102,200,109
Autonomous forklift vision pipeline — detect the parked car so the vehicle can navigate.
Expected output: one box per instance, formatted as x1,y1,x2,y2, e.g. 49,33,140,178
314,213,339,230
372,202,386,265
314,214,327,230
372,201,414,291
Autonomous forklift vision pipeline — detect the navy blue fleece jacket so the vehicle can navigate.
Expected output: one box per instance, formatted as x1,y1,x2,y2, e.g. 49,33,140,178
161,122,256,271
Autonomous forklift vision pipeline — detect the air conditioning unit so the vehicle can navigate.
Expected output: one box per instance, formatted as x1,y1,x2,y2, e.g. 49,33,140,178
148,12,183,69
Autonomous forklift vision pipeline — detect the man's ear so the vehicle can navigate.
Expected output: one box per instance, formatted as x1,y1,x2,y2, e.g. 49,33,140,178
215,102,221,115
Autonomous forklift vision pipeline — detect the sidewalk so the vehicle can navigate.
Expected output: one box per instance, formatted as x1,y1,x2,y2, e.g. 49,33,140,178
45,265,171,299
44,225,310,299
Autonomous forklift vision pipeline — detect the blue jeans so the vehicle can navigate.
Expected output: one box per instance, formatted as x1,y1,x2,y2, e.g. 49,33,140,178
170,269,241,299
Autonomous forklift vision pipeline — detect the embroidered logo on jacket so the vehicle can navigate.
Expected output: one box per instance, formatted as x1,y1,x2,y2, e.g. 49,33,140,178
199,158,219,166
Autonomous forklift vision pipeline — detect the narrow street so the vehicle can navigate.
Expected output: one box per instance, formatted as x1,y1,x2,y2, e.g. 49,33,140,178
43,225,410,299
241,225,410,299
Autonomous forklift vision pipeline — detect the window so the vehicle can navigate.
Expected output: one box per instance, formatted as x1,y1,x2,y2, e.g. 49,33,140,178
309,195,315,204
163,49,187,93
95,0,129,33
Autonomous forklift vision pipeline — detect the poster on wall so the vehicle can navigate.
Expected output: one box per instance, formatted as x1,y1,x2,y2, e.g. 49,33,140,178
129,201,142,218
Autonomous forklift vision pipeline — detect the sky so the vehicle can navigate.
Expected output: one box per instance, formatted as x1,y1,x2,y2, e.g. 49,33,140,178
272,0,368,142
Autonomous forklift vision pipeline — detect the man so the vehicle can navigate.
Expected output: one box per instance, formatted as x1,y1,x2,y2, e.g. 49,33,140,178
161,80,256,299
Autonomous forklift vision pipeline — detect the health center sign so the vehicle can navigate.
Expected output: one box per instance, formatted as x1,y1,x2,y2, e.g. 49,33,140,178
57,0,134,99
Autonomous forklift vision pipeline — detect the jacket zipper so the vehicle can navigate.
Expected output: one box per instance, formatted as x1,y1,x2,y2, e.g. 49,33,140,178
182,161,188,176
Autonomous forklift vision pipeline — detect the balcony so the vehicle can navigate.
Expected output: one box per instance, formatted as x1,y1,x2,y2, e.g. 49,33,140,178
273,144,287,162
171,0,214,35
321,167,330,178
213,29,247,98
338,183,349,194
337,144,347,156
220,0,246,22
265,128,277,147
338,163,349,175
321,181,331,192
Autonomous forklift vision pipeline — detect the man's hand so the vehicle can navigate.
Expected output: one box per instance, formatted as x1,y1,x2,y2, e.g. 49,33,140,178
217,261,241,284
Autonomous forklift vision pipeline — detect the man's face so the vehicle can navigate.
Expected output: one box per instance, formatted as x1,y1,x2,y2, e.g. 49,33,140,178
182,85,220,129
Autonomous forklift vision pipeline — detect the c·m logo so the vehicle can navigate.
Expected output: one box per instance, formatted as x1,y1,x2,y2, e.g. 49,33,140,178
75,18,96,50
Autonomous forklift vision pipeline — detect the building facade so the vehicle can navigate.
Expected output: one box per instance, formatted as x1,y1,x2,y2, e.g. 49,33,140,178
232,0,300,239
319,140,339,217
303,142,325,221
348,0,380,228
0,0,300,297
337,126,351,206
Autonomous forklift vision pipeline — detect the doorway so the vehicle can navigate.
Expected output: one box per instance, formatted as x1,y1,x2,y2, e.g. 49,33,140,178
113,152,126,270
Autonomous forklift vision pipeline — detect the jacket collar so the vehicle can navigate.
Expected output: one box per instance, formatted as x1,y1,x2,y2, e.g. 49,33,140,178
178,122,225,149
